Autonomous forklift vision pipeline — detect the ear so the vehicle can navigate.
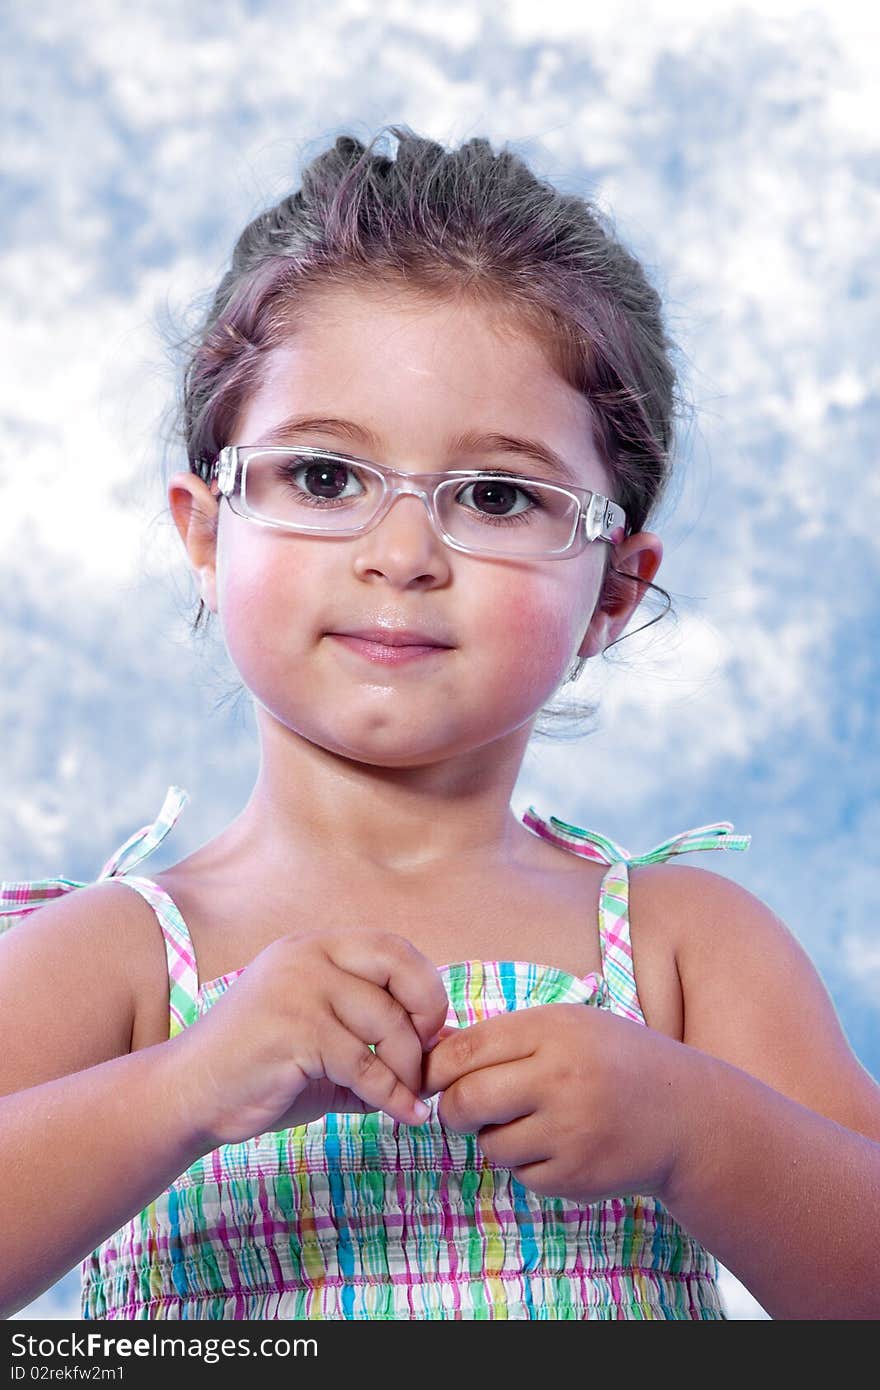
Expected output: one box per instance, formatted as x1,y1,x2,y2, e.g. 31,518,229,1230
577,532,664,659
168,472,221,614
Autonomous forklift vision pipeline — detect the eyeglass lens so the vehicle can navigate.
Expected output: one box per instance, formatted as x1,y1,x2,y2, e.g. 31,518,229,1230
239,451,580,556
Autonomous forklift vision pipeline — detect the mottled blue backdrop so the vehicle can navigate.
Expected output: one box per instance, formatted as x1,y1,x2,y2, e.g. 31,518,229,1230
3,0,877,1321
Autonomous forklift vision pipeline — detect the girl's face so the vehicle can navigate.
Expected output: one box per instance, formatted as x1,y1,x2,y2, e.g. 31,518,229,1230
179,285,653,768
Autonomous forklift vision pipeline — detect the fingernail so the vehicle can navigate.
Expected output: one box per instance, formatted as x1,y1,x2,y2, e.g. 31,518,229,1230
412,1099,431,1122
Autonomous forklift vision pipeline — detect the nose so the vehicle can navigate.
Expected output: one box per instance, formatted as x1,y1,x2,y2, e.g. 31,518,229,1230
351,489,452,587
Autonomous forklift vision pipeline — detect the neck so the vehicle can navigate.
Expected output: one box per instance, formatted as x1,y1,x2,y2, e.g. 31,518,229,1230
227,704,540,880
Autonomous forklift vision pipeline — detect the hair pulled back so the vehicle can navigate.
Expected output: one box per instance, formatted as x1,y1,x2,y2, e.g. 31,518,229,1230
170,126,679,738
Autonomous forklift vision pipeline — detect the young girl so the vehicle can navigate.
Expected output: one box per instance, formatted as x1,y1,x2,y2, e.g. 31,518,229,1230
2,128,878,1322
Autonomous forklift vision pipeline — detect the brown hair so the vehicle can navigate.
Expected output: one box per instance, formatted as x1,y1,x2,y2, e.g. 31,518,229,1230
165,126,679,739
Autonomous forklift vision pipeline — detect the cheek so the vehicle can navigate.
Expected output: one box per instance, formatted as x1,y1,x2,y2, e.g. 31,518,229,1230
214,527,305,658
217,539,262,624
487,575,591,686
507,592,570,643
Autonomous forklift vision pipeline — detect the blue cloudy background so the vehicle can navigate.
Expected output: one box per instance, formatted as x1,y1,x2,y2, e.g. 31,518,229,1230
3,0,878,1321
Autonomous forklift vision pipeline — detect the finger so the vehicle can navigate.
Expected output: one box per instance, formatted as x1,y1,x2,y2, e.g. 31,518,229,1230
475,1114,551,1171
327,933,450,1047
434,1058,538,1135
418,1025,459,1095
321,1014,430,1128
328,968,424,1097
421,1012,537,1097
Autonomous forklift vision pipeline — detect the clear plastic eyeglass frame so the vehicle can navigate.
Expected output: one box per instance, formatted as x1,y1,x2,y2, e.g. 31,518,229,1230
202,445,628,561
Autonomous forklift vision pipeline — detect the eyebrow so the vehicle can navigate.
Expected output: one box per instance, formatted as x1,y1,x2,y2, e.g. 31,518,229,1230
247,415,583,486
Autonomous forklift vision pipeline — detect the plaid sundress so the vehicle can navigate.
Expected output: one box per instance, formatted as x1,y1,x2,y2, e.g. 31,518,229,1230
1,788,750,1319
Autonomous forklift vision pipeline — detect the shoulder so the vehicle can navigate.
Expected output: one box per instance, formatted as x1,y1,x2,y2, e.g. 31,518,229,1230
0,877,157,964
629,862,880,1140
628,860,790,965
629,861,810,1017
0,880,165,1095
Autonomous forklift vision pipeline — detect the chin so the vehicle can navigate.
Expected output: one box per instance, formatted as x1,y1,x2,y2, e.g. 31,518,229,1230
328,735,461,768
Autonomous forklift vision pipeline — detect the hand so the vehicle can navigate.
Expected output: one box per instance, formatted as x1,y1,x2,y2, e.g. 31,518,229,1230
172,929,450,1147
421,1004,692,1205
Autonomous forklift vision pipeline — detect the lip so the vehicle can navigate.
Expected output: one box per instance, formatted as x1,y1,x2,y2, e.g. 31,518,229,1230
327,632,454,665
329,627,454,648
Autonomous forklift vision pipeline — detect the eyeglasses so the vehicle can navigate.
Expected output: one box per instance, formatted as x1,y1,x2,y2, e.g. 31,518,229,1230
203,446,627,561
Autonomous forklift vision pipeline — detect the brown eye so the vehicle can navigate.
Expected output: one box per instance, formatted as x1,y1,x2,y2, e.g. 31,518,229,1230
454,477,542,519
298,462,351,498
467,479,521,514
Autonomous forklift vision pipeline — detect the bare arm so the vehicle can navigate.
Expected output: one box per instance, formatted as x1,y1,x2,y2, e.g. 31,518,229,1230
0,1039,211,1318
635,864,880,1319
659,1045,880,1319
0,881,212,1317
